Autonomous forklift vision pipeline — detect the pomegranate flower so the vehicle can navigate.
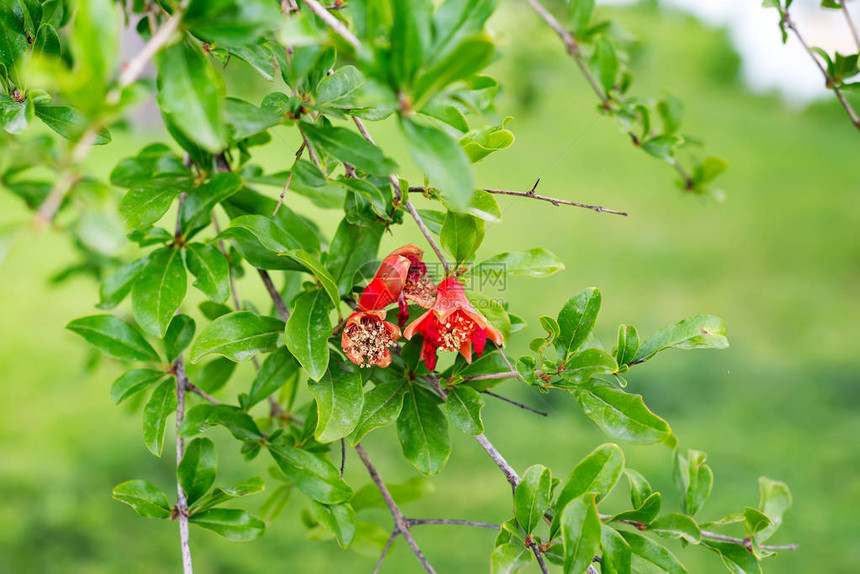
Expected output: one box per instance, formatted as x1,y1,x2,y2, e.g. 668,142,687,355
403,277,504,371
341,310,402,368
359,244,436,326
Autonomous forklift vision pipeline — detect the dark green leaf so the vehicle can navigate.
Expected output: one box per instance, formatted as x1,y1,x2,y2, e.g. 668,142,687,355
67,314,161,362
625,469,652,509
620,530,687,574
611,492,662,525
179,404,265,441
190,311,285,362
446,385,484,435
178,437,217,505
572,381,672,445
592,36,618,93
301,121,396,176
184,0,279,44
325,219,384,296
0,94,30,134
132,247,187,338
180,172,243,236
558,348,619,385
97,256,149,310
33,23,61,58
35,105,111,144
164,314,195,363
633,315,728,365
491,542,533,573
701,540,761,574
615,325,639,366
224,97,283,141
555,288,601,360
192,477,265,513
184,242,230,303
514,464,552,534
112,479,171,518
414,35,495,105
560,493,602,574
246,347,300,409
119,186,180,231
349,380,408,446
189,508,265,541
285,289,332,381
441,211,484,263
111,369,165,404
143,378,178,456
308,354,364,442
267,442,353,504
397,385,451,475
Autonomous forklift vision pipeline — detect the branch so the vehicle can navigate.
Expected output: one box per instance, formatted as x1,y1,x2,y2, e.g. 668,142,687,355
299,0,360,49
841,1,860,51
354,444,436,573
174,356,194,574
185,382,220,404
404,199,452,272
273,142,305,215
785,10,860,130
482,390,547,417
373,530,398,574
352,116,402,204
529,540,550,574
474,433,520,491
699,530,798,552
461,371,520,382
407,518,499,530
33,128,99,228
258,269,290,321
115,12,182,94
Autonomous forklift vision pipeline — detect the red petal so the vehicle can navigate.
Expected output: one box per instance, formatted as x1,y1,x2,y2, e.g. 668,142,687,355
397,293,409,328
358,254,410,311
472,328,487,357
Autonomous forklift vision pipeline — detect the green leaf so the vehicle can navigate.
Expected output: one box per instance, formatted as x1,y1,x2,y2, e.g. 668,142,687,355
119,186,180,231
414,35,495,105
701,540,761,574
397,385,451,475
350,476,433,512
224,97,282,141
619,530,687,574
560,493,602,574
190,311,285,363
219,214,306,270
600,525,632,574
349,380,408,446
285,289,332,381
316,65,364,109
611,492,662,525
558,348,619,385
300,121,396,176
67,314,161,362
743,507,771,537
308,354,364,443
572,381,672,444
556,288,602,360
757,477,791,543
192,477,265,513
650,513,701,543
112,479,171,518
132,247,187,338
401,116,474,212
657,95,683,136
592,36,618,93
633,315,728,364
389,0,431,88
70,0,119,97
325,219,384,296
625,469,652,509
143,378,178,456
180,172,243,236
156,41,227,153
246,347,300,409
34,105,111,144
446,385,484,435
111,369,165,404
615,325,639,367
478,248,564,278
0,94,30,134
163,314,195,363
430,0,498,63
310,501,355,548
178,437,217,506
674,449,713,517
97,257,149,310
514,464,552,534
460,117,515,163
184,242,230,303
267,442,353,504
441,211,484,263
179,404,265,441
0,8,28,76
184,0,279,44
189,508,265,541
491,542,534,574
33,23,61,58
570,0,595,36
281,250,341,310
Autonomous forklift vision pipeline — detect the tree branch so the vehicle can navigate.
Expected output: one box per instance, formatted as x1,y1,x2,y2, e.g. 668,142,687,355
482,390,548,417
461,371,520,382
115,12,182,94
404,199,452,273
258,269,290,321
474,433,520,491
407,518,499,530
373,530,398,574
529,540,550,574
352,116,402,204
299,0,360,49
174,356,194,574
841,1,860,51
185,382,220,404
785,10,860,130
354,444,436,573
699,530,798,552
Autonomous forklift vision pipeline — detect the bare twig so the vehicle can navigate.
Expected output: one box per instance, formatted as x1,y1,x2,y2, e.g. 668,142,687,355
700,530,798,551
407,519,499,530
259,269,290,321
185,383,220,405
114,12,182,94
407,179,627,216
404,199,452,272
354,444,436,573
299,0,360,48
352,117,403,205
373,530,398,574
298,127,323,170
529,540,550,574
841,1,860,51
482,390,548,417
339,438,346,479
461,371,520,382
474,433,520,491
33,129,100,228
174,356,194,574
785,11,860,130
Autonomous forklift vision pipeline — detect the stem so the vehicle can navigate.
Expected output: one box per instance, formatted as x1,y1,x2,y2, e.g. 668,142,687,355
354,444,436,573
185,383,220,404
699,530,798,551
33,128,99,228
174,356,194,574
474,433,520,491
258,269,290,321
352,116,402,204
407,519,499,530
404,199,451,272
529,541,550,574
299,0,360,48
841,1,860,51
462,371,520,382
786,11,860,130
482,390,548,417
373,531,398,574
115,12,182,93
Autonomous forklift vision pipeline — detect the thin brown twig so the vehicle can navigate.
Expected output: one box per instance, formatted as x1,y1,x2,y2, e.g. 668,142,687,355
352,116,402,205
186,383,220,405
174,356,194,574
404,199,451,272
482,390,548,417
273,142,306,216
298,0,360,48
529,540,550,574
474,433,520,491
407,519,499,530
785,11,860,130
259,269,290,321
841,1,860,51
461,371,520,382
373,530,398,574
33,128,99,228
354,444,435,573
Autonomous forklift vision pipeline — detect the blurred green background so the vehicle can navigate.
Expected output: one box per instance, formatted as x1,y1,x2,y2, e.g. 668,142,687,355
1,2,858,573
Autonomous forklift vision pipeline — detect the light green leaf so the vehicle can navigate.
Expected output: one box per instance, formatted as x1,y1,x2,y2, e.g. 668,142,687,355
560,493,601,574
178,437,217,506
757,477,791,543
110,369,165,404
310,501,356,548
650,513,701,543
267,442,353,504
441,211,484,263
514,464,552,534
192,477,266,513
556,288,601,360
478,248,564,278
674,449,713,517
285,289,332,381
619,530,687,574
112,479,171,518
163,314,195,363
190,311,285,363
491,542,534,574
460,117,515,163
132,247,188,338
300,121,396,176
143,378,178,456
633,315,728,365
572,381,672,445
397,385,451,476
601,524,632,574
189,508,265,541
67,314,161,362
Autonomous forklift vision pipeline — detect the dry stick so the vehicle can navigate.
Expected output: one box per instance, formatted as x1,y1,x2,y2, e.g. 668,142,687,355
299,0,360,48
474,433,520,491
785,11,860,130
273,142,305,216
522,0,695,186
530,541,551,574
174,356,194,574
259,269,290,321
482,390,548,417
186,383,219,405
373,530,398,574
841,1,860,51
698,530,798,552
462,371,520,382
115,12,182,94
354,444,436,574
339,438,346,479
407,519,499,530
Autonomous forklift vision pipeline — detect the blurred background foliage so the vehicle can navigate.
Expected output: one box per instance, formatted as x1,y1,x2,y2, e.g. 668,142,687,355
1,2,858,572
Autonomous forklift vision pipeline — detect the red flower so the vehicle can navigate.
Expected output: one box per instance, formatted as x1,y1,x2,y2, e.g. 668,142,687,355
359,244,436,326
403,277,504,371
341,310,402,368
